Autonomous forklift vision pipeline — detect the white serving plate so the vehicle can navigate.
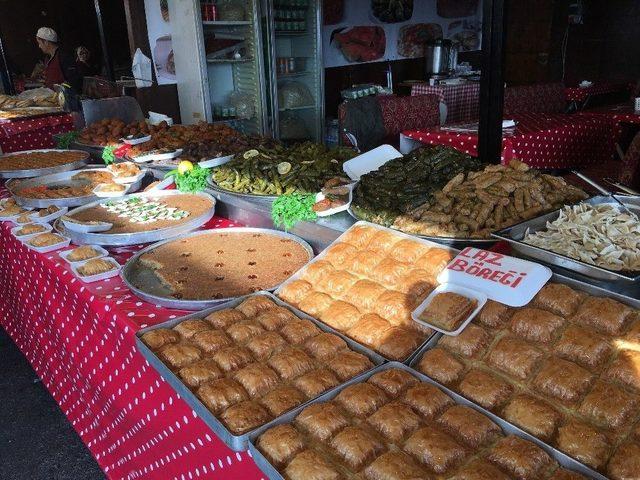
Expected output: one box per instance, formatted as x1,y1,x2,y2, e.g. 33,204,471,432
25,234,71,253
342,144,402,181
122,134,151,145
62,217,113,233
412,283,487,336
132,149,183,163
70,257,121,283
59,245,109,265
29,207,68,224
314,183,354,217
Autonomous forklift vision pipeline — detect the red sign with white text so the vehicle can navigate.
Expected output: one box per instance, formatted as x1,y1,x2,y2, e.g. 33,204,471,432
437,247,552,307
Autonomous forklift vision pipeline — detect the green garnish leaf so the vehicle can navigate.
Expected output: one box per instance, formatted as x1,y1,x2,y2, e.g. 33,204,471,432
102,146,116,165
171,165,210,193
271,193,317,231
56,131,79,149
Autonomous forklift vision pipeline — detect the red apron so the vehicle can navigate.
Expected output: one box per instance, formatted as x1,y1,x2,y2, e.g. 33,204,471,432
43,50,64,88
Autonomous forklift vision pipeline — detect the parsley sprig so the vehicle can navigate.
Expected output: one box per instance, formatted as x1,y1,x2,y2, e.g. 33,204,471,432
271,193,317,231
165,164,210,193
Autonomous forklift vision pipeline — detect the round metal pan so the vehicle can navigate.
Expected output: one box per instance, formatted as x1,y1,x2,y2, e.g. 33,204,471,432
121,227,314,310
7,168,147,208
206,175,277,202
346,206,496,249
55,190,216,246
0,149,89,179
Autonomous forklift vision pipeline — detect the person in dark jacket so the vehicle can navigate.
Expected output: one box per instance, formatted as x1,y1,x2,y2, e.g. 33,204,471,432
35,27,81,91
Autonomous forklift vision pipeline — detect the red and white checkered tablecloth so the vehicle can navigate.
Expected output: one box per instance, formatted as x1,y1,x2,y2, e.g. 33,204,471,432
0,188,270,480
564,82,630,104
410,83,480,124
0,113,75,153
402,112,615,168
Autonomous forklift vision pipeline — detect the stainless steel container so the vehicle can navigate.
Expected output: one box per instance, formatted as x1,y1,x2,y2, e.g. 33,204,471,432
425,39,454,76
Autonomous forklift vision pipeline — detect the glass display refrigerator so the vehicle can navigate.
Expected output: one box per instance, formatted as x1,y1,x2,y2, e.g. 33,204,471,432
169,0,324,142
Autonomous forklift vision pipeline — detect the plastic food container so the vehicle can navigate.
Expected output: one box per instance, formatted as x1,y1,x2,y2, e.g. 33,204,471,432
11,223,53,241
59,245,109,265
25,234,71,253
93,184,128,198
113,169,147,185
411,283,487,336
29,207,68,224
70,257,121,283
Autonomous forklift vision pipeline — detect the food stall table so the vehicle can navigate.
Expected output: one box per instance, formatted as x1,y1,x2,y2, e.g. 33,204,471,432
0,185,269,480
564,81,630,109
401,112,614,168
0,112,75,153
580,103,640,142
410,82,480,124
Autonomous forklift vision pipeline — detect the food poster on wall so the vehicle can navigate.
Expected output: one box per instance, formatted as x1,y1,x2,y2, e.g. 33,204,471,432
322,0,481,68
144,0,176,85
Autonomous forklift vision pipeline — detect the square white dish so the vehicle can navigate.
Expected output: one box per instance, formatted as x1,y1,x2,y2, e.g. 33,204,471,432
29,206,68,224
411,283,487,336
59,245,110,264
70,257,121,283
24,234,71,253
11,223,53,241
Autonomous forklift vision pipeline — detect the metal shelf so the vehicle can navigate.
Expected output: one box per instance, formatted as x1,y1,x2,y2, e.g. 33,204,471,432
278,104,315,112
203,21,252,26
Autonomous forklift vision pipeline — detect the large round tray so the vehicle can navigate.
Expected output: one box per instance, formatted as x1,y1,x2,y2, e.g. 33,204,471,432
206,174,277,202
121,227,314,310
54,190,216,246
7,167,147,208
0,149,89,179
346,205,496,248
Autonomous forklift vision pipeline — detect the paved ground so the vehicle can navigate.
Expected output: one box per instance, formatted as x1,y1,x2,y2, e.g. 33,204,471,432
0,328,105,480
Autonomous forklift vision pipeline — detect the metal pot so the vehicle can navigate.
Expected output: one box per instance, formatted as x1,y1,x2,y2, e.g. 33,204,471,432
425,39,454,76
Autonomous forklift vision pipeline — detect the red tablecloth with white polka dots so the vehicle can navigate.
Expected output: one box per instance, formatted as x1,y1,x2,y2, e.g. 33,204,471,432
0,196,269,480
0,113,75,153
564,82,630,104
410,83,480,124
580,105,640,143
402,112,615,168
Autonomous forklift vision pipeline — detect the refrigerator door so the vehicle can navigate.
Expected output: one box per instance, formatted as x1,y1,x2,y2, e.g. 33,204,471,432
263,0,324,142
168,0,211,124
170,0,268,135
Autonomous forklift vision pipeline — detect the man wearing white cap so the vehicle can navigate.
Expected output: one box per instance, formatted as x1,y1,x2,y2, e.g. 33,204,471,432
36,27,80,90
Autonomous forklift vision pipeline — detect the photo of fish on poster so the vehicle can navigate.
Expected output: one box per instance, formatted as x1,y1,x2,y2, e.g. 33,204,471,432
322,0,481,67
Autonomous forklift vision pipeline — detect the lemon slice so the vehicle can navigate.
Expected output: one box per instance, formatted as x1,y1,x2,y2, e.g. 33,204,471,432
243,149,260,159
277,162,292,175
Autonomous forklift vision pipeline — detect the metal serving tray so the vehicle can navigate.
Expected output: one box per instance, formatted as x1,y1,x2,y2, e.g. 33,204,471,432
206,175,277,203
409,271,640,479
6,167,146,208
493,195,640,282
135,292,385,451
247,362,605,480
147,153,235,171
0,149,89,179
347,201,496,249
122,227,314,310
275,220,460,364
56,190,216,246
